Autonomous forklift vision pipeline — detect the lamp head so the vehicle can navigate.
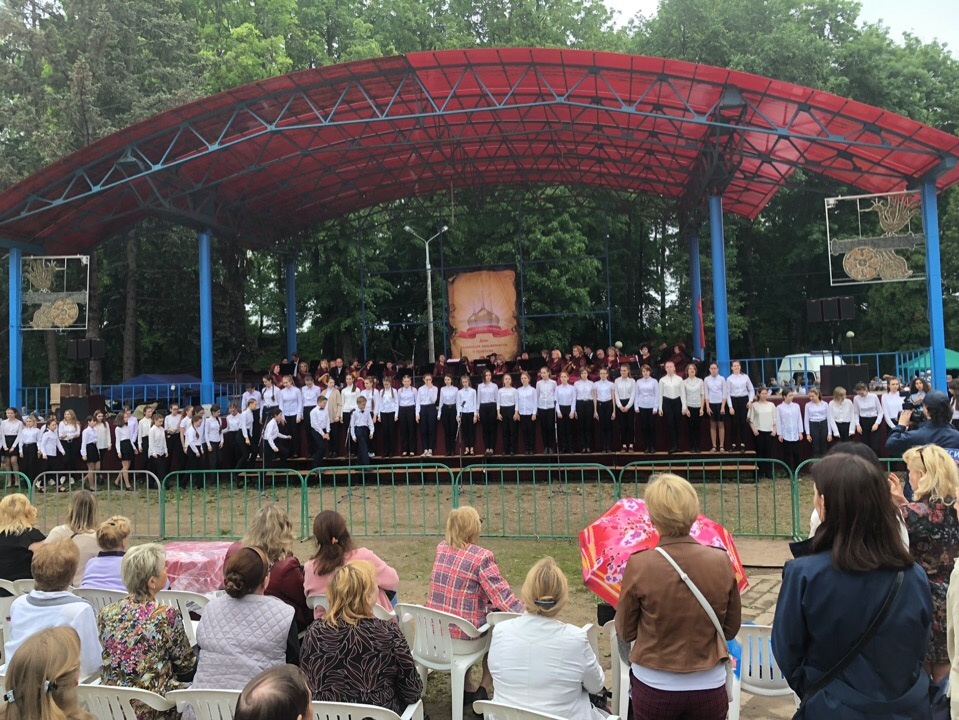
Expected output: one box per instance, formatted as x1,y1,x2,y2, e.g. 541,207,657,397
403,226,413,233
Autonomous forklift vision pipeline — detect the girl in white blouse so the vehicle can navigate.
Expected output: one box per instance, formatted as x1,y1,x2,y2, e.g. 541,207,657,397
747,387,777,477
828,386,855,442
804,388,836,457
882,378,905,431
457,375,479,455
776,388,803,471
703,363,727,452
439,374,459,456
682,364,705,453
726,361,755,452
853,382,883,454
516,372,538,455
1,407,24,483
497,373,519,455
634,365,658,454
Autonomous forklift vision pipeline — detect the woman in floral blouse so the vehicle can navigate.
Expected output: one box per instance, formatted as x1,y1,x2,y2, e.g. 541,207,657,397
97,543,196,720
896,444,959,683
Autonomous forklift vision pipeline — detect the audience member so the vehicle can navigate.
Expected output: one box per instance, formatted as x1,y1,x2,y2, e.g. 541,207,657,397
303,510,398,619
0,494,45,589
488,557,605,719
226,504,311,631
300,561,422,712
80,516,131,591
427,506,523,702
773,455,931,718
98,543,196,718
234,665,312,720
0,626,95,720
886,389,959,455
894,445,959,684
1,540,101,676
44,490,98,586
188,546,298,717
616,474,741,720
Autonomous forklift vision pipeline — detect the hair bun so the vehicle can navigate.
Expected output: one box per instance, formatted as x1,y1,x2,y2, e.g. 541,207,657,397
224,571,247,598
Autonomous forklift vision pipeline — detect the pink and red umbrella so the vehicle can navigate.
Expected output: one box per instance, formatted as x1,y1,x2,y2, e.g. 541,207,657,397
580,497,748,607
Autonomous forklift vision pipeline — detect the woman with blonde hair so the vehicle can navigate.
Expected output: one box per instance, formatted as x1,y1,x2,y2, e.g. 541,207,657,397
892,444,959,683
45,490,99,585
80,516,131,591
427,506,523,703
226,504,311,630
616,474,741,720
0,626,95,720
0,494,45,587
300,561,421,712
489,557,605,719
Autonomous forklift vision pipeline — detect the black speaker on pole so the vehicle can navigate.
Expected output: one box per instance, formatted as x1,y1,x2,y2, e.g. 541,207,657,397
806,300,823,323
90,339,105,359
60,395,106,419
821,299,840,322
820,365,869,396
839,296,856,321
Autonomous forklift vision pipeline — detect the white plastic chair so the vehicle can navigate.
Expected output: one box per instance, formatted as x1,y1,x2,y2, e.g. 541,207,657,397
307,593,397,620
0,580,18,596
167,689,240,720
603,620,631,720
156,589,209,645
0,587,15,667
473,699,620,720
311,698,424,720
73,587,127,613
12,580,33,595
394,603,491,720
77,684,174,720
728,624,798,720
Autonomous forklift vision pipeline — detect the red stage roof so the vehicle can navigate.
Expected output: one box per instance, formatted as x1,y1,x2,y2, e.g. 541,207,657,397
1,48,958,252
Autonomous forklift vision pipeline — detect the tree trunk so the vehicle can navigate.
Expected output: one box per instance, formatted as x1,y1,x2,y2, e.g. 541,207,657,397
45,331,60,384
122,230,138,379
86,250,103,386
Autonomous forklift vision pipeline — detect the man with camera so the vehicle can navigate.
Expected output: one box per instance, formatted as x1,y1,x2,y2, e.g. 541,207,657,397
885,389,959,455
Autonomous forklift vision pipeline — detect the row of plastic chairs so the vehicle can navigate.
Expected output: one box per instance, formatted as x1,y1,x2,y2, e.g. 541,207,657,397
605,620,797,720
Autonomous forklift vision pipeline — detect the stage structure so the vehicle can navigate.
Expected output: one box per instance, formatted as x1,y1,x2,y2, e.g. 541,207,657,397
0,48,958,406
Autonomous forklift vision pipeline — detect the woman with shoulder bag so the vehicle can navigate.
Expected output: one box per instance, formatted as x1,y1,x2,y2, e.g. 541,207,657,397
615,473,741,720
773,454,932,719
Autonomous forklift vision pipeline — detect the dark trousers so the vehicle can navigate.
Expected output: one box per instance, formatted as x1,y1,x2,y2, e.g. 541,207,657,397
501,412,518,454
686,406,703,452
249,417,261,463
662,396,682,451
441,405,458,455
230,432,248,470
781,438,800,472
206,445,221,473
354,427,371,466
730,395,750,447
379,412,396,457
597,401,614,452
398,406,416,454
311,430,328,468
637,407,656,452
577,400,594,451
283,415,299,457
62,439,80,472
557,405,573,453
147,454,168,484
519,414,535,453
20,444,39,483
167,432,184,472
342,412,353,455
420,405,437,451
859,416,880,454
479,403,497,452
618,406,635,448
264,441,288,468
329,422,342,457
835,421,850,442
185,449,203,487
755,430,773,477
630,674,728,720
461,415,476,449
808,420,829,457
538,407,556,451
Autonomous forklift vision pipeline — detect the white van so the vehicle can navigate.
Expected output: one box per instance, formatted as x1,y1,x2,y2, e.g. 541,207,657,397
777,352,843,386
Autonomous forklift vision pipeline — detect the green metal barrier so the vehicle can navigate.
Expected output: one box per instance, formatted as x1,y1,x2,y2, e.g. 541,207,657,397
453,463,617,538
0,471,32,499
161,469,307,539
618,458,799,539
304,463,456,538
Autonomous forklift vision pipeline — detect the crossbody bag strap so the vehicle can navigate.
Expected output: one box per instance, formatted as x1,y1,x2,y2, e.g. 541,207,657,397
799,570,904,705
654,547,725,640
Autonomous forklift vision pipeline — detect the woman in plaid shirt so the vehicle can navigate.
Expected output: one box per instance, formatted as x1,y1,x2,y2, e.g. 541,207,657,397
427,506,524,704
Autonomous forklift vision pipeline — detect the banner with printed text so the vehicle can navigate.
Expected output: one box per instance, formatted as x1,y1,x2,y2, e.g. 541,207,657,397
447,269,519,360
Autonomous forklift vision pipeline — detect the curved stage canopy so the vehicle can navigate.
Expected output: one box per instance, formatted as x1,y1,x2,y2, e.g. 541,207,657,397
1,47,958,253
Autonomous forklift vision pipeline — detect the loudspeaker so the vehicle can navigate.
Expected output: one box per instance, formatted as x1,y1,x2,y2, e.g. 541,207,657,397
90,339,105,359
820,365,869,397
807,300,823,323
59,395,106,420
822,298,840,322
839,296,856,321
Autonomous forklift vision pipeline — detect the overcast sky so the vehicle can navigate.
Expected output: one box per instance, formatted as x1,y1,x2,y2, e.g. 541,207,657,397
605,0,958,56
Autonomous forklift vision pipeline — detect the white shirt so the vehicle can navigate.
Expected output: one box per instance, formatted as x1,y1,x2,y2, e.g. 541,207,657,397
0,419,23,449
376,387,398,415
658,375,687,411
804,400,838,436
301,384,321,409
726,373,755,401
555,384,576,412
58,421,80,442
829,398,855,424
488,614,605,720
148,425,168,457
204,417,223,447
517,386,538,415
457,387,478,416
704,374,727,405
594,379,614,403
341,385,360,413
261,385,280,410
882,392,905,429
415,385,438,415
478,382,498,404
397,386,417,408
225,413,243,432
536,378,557,410
138,416,153,442
279,385,304,419
239,409,254,438
38,430,64,458
310,406,330,435
574,379,595,403
262,418,289,451
614,376,637,411
682,377,705,409
80,427,98,450
242,389,263,410
776,402,803,441
439,385,459,408
853,393,881,424
634,377,659,412
164,413,182,434
497,387,518,410
349,408,374,439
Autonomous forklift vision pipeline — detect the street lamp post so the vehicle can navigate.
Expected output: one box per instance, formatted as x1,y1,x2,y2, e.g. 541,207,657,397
845,330,855,357
404,225,448,363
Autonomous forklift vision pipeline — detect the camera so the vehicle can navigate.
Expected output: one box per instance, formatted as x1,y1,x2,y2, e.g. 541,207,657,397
902,399,925,427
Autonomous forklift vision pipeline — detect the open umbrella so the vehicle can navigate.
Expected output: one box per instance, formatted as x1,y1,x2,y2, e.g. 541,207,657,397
580,497,748,607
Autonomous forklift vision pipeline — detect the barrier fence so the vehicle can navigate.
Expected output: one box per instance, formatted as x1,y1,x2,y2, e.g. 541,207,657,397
3,457,876,541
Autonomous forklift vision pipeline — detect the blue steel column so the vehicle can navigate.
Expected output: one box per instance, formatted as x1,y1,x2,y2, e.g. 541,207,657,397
8,249,22,410
709,196,730,376
688,232,703,360
284,257,297,359
198,230,214,404
921,179,946,391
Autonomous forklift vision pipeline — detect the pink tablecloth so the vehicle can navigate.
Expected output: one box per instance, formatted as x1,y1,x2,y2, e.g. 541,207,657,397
164,541,234,593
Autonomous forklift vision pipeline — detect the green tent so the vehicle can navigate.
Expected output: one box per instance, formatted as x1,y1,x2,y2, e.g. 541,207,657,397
899,349,959,376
